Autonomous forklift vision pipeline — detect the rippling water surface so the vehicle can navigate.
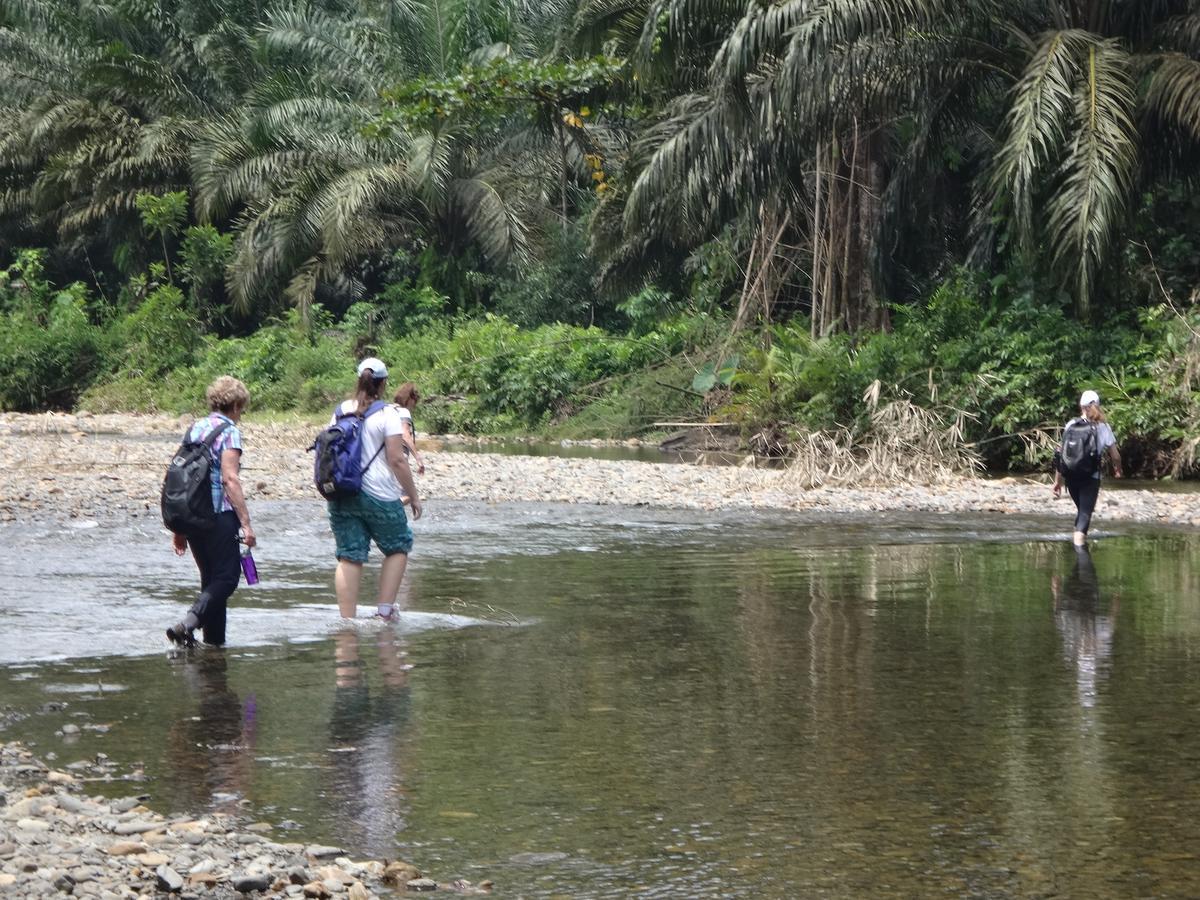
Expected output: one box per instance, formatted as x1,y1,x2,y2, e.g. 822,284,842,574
2,501,1199,897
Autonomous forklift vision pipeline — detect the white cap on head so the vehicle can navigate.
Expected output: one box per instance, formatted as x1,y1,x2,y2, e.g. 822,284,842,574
1079,389,1100,407
356,357,388,379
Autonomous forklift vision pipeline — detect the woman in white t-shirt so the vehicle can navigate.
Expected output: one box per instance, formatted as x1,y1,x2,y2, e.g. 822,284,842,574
391,382,426,481
327,357,423,620
1052,389,1122,545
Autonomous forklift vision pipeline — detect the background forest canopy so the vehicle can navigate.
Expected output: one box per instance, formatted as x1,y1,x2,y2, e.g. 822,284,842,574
2,0,1200,476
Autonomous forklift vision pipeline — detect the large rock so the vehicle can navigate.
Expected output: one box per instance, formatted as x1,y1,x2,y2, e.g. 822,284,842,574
155,864,184,893
233,873,273,893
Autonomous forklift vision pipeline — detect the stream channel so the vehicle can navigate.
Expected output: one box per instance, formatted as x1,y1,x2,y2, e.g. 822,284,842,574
2,495,1200,897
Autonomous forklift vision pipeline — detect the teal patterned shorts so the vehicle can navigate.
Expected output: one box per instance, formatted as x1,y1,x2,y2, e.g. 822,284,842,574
327,492,413,563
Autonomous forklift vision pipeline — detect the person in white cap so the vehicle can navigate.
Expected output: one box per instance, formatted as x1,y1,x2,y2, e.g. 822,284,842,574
1052,390,1122,545
326,357,423,619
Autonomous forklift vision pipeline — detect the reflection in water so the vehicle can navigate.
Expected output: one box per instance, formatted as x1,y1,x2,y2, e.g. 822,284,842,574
327,628,412,854
1052,545,1117,709
165,652,256,813
6,514,1200,898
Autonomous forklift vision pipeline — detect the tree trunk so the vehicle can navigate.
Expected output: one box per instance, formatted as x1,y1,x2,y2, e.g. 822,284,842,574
812,142,824,339
556,115,569,234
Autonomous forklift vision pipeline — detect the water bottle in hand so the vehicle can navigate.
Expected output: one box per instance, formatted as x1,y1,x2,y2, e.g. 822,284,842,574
238,532,259,585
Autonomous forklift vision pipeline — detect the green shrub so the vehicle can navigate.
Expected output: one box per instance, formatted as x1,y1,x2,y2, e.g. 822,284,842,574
0,251,103,410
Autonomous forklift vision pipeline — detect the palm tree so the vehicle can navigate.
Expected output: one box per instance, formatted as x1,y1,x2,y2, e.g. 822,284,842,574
0,0,261,270
191,0,568,315
620,0,1200,324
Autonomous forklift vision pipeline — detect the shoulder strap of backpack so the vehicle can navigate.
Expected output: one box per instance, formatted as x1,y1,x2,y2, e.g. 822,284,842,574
202,419,232,448
360,401,390,473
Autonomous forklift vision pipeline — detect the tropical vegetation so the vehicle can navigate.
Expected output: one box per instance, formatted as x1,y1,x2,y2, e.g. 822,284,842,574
2,0,1199,475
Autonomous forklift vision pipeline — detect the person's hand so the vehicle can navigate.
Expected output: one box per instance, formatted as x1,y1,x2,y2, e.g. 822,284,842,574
172,532,188,556
241,525,257,549
1114,468,1123,479
1052,482,1062,499
409,499,423,521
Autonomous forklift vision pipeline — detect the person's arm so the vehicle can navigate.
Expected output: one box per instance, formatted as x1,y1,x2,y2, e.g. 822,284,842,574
1108,443,1123,478
1052,446,1063,497
220,448,256,547
402,418,425,475
172,532,188,556
384,434,422,520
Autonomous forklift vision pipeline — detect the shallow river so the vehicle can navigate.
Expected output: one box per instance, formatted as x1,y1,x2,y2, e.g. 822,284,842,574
2,501,1200,897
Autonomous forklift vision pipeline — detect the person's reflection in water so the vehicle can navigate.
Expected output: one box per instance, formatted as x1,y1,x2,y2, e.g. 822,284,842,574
327,627,411,855
1051,545,1119,709
166,652,257,814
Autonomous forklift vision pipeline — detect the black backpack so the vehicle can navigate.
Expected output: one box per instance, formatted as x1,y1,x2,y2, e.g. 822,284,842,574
1058,417,1099,476
161,420,231,534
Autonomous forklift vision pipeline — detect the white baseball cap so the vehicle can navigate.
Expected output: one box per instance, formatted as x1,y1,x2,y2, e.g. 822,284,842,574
356,357,388,379
1079,389,1100,407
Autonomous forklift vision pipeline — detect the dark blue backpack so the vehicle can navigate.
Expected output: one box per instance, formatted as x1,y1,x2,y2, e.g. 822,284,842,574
309,401,386,500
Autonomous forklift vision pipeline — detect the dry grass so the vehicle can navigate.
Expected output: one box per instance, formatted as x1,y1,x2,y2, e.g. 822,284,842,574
784,390,983,489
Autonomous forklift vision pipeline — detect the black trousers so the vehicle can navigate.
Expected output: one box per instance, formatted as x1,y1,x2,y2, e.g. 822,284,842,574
188,510,241,645
1065,474,1101,534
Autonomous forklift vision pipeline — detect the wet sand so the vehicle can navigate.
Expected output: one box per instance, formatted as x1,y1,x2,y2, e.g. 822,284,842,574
1,412,1197,529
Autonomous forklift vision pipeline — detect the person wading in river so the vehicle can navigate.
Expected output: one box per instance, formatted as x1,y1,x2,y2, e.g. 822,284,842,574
1052,389,1122,546
167,376,257,647
327,358,423,620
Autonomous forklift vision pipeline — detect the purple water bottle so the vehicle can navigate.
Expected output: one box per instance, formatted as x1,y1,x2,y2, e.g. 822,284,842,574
239,533,259,585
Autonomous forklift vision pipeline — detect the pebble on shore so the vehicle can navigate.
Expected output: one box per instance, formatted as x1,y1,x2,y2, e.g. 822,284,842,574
0,741,491,897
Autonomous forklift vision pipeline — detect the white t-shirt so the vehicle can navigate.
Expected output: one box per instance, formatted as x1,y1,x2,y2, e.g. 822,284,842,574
332,400,408,502
394,405,414,453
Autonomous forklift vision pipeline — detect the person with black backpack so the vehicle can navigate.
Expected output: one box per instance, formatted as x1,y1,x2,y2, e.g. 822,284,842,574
164,376,257,647
1052,390,1122,545
321,358,422,621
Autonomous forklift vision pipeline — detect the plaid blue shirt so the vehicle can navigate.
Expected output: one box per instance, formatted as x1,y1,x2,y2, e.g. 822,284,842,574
187,413,242,513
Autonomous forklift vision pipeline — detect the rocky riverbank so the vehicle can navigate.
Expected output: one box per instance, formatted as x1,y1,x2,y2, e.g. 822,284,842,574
0,411,1197,529
0,741,487,897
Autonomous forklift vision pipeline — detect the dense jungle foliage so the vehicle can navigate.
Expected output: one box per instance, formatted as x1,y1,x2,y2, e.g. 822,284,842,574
2,0,1199,474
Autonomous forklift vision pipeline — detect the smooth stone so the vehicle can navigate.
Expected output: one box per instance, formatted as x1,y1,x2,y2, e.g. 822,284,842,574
155,864,184,893
304,845,344,860
0,873,16,887
346,885,369,900
106,842,145,856
136,852,169,866
314,865,352,884
60,725,80,736
287,866,310,884
301,883,331,899
56,794,89,813
407,877,438,891
113,820,159,835
321,878,345,894
233,874,272,893
17,817,51,832
381,862,420,885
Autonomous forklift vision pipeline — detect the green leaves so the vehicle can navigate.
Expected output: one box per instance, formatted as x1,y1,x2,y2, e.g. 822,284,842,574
691,353,738,392
991,31,1137,315
378,55,624,130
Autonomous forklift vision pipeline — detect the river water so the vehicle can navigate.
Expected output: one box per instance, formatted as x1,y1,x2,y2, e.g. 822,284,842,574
2,501,1200,897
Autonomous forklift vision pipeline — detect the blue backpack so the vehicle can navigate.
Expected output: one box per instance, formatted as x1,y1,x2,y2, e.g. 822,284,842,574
309,401,386,499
